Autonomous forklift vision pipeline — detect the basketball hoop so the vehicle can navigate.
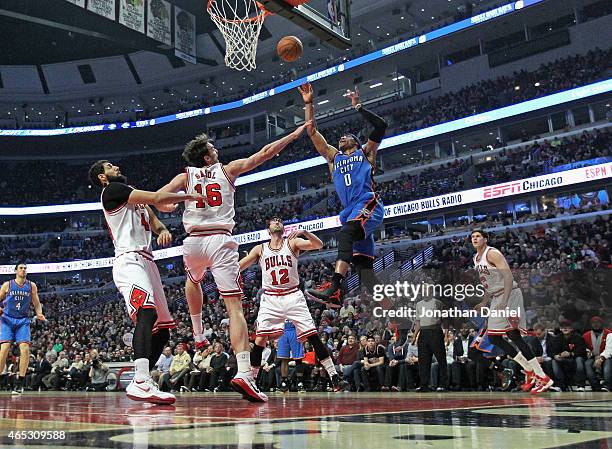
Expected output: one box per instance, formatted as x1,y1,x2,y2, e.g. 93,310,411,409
207,0,269,71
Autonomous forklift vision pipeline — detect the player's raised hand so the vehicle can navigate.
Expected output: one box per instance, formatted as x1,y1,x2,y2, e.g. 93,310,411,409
346,86,360,108
157,229,173,247
298,83,314,103
290,121,311,139
36,313,46,322
287,229,305,240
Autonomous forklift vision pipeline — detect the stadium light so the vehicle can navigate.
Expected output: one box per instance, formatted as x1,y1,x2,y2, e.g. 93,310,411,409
370,83,383,88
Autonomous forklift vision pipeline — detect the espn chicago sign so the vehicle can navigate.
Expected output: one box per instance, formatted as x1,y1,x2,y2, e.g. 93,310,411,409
483,176,564,199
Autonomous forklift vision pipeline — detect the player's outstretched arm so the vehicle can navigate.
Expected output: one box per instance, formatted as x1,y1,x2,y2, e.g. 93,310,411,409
288,230,323,252
156,173,188,212
239,245,262,272
224,121,310,181
346,86,388,164
127,188,203,208
145,206,173,247
298,83,338,163
30,282,45,321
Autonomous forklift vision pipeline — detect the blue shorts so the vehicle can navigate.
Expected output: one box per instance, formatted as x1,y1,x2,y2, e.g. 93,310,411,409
339,194,384,259
0,315,31,344
277,325,304,359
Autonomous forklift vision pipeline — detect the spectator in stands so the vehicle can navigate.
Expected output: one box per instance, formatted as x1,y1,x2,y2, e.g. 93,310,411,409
66,354,84,391
164,343,191,393
86,350,109,392
208,342,229,392
551,321,588,391
152,346,173,384
583,316,611,392
384,335,406,391
336,334,360,387
525,323,555,379
186,346,212,392
398,333,419,390
451,324,476,391
358,336,385,392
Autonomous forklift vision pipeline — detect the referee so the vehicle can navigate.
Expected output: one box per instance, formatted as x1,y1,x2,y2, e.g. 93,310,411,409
414,282,448,392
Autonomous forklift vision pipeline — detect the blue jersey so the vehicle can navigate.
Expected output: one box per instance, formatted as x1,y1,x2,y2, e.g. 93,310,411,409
284,320,296,331
3,280,32,319
332,149,375,208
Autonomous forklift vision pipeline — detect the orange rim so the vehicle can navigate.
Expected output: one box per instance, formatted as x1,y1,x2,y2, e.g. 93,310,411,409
207,0,270,24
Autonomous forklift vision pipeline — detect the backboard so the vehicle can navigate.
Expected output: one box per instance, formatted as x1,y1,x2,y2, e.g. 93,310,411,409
259,0,351,49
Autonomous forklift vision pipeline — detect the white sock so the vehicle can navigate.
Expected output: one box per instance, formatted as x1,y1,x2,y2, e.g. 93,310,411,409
237,351,251,373
191,313,203,336
513,352,532,372
321,357,337,378
134,358,150,381
528,357,546,377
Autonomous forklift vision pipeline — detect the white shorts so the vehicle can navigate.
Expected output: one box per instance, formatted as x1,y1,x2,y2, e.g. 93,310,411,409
256,289,317,341
113,251,176,333
486,288,527,336
183,234,243,296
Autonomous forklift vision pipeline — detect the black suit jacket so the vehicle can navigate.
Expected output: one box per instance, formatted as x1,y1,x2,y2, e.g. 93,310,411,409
37,359,52,375
525,334,555,358
550,333,588,359
453,336,475,360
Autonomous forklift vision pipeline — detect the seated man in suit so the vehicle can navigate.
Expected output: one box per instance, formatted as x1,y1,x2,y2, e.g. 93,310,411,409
451,324,477,390
525,323,554,379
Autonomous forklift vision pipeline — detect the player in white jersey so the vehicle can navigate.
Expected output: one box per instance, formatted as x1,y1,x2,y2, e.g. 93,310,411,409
88,160,203,405
471,229,553,394
239,217,346,392
157,122,310,402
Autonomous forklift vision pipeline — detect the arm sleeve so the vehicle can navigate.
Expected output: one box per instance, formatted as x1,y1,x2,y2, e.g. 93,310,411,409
102,183,134,211
358,106,388,143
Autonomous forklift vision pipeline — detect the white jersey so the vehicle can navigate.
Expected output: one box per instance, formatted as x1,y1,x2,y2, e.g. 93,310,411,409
183,164,235,234
102,190,152,258
473,246,516,296
259,238,300,294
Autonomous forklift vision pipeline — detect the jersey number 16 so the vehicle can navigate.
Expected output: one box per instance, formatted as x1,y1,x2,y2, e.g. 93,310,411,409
194,183,223,208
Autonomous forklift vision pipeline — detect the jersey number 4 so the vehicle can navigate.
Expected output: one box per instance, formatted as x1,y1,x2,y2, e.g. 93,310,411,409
194,183,223,208
270,269,289,286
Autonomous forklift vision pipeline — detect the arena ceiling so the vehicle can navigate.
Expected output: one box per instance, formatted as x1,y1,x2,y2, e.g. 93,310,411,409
0,0,497,66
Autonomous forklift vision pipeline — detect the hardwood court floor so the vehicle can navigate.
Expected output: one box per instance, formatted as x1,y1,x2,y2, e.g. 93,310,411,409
0,391,610,448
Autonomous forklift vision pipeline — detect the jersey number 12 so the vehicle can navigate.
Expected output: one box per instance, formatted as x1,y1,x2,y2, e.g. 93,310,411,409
270,269,289,286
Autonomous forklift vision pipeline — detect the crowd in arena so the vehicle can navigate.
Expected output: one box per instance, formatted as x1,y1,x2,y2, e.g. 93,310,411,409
2,213,609,394
1,48,610,208
1,123,610,264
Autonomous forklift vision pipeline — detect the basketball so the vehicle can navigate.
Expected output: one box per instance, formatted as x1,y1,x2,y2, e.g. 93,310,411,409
277,36,303,62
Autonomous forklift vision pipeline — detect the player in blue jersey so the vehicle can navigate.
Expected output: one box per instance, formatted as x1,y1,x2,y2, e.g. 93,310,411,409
0,263,45,394
298,83,387,305
276,320,306,392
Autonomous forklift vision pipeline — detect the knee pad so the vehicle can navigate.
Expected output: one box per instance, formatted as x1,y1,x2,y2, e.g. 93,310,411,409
337,221,365,263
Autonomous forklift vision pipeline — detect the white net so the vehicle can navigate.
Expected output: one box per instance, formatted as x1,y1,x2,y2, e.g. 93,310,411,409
207,0,268,71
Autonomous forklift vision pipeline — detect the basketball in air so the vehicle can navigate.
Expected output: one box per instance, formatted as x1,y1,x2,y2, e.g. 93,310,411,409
277,36,303,62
